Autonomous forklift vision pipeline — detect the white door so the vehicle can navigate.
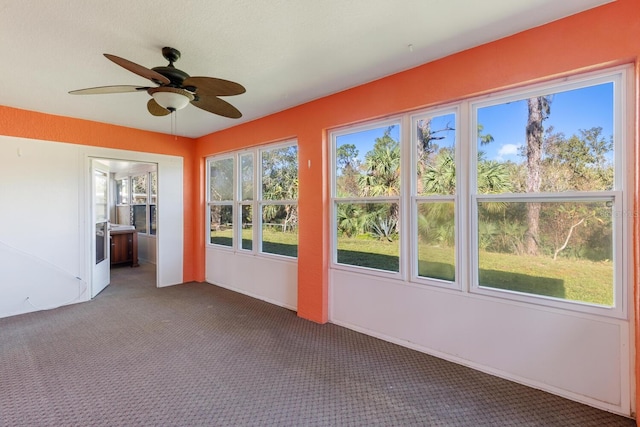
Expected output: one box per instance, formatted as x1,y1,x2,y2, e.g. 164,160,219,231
91,160,110,297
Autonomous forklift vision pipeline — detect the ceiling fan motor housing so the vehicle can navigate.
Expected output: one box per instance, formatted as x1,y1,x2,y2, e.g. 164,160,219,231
151,47,191,87
152,65,190,86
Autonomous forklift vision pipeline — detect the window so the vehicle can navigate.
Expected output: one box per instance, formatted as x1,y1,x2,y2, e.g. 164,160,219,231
206,140,299,258
119,171,157,236
330,67,628,317
412,110,457,283
131,174,148,234
471,73,624,313
240,153,254,251
260,144,299,257
150,171,157,235
332,122,401,273
116,178,129,205
208,157,234,247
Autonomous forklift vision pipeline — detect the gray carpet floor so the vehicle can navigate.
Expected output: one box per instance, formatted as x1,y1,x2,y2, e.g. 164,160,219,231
0,263,635,426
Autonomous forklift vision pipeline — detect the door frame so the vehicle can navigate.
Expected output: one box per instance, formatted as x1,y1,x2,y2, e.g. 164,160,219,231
82,148,184,297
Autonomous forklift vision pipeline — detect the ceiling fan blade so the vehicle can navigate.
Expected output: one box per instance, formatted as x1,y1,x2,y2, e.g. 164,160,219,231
191,95,242,118
69,85,149,95
104,54,170,85
183,76,246,96
147,98,171,116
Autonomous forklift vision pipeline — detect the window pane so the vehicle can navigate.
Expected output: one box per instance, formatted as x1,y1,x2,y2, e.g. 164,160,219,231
417,201,455,281
95,222,106,264
336,202,399,272
94,170,108,222
132,205,147,234
262,146,298,201
261,204,298,257
150,171,157,204
476,83,614,194
241,204,253,250
209,158,234,201
477,200,614,306
335,125,401,198
210,205,233,246
416,113,456,196
150,205,157,236
116,178,129,205
240,153,254,201
132,175,147,204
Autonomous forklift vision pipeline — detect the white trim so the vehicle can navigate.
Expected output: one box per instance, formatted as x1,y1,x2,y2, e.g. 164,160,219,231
468,67,628,319
205,139,299,260
330,316,630,416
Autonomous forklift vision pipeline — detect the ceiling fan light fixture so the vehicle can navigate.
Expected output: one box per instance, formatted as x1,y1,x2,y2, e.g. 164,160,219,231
148,87,194,111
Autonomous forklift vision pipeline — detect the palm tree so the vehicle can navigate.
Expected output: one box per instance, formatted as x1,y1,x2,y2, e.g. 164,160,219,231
359,136,400,197
336,203,367,237
422,148,455,195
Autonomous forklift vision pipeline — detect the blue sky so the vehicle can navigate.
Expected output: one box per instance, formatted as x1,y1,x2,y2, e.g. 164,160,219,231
336,125,401,165
335,81,614,165
478,82,614,161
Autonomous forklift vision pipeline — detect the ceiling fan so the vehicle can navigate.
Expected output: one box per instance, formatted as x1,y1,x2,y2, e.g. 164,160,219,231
69,47,245,118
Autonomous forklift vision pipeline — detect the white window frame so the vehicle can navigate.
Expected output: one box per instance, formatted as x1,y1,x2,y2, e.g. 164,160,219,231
468,67,630,318
131,173,150,236
257,140,299,259
206,154,236,249
328,65,630,319
409,106,461,290
206,140,299,260
330,118,404,280
237,151,255,253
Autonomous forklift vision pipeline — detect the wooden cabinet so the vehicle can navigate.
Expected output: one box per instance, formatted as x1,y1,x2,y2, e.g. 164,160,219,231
110,230,139,267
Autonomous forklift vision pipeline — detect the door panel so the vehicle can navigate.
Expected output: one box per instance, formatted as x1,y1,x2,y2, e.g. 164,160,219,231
92,161,110,297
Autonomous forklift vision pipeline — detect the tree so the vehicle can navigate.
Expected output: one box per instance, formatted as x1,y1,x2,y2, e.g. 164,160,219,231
422,148,455,195
524,96,551,255
543,126,613,191
336,203,366,237
261,146,299,231
416,118,455,194
360,127,400,197
335,143,361,197
359,126,401,237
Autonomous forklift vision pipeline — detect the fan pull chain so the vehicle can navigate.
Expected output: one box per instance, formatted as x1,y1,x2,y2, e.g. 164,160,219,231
171,110,177,140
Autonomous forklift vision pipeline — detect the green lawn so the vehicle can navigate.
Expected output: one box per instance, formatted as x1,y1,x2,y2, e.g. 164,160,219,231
336,236,613,306
211,227,298,257
211,228,613,306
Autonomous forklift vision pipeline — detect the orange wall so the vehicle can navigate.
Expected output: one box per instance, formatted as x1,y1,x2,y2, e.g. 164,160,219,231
0,106,199,283
196,0,639,319
1,0,639,417
195,0,640,416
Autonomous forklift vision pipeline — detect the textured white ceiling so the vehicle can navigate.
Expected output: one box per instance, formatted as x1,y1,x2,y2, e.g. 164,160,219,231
0,0,611,138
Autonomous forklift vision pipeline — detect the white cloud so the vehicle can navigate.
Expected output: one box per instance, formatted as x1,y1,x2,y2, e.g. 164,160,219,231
496,143,521,160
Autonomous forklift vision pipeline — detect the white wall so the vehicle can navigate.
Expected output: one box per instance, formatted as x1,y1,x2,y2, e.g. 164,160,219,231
330,269,631,416
0,138,84,317
0,136,184,318
206,248,297,310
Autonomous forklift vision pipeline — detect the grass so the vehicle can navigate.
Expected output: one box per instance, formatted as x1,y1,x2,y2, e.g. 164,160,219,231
337,236,613,306
478,251,613,306
211,228,614,306
211,228,298,257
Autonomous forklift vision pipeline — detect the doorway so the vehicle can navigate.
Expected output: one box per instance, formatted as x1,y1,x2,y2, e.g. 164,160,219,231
90,157,158,297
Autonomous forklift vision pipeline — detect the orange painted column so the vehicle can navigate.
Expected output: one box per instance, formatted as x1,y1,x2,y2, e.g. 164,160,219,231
634,58,640,425
296,128,329,323
191,152,207,283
